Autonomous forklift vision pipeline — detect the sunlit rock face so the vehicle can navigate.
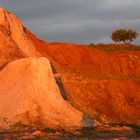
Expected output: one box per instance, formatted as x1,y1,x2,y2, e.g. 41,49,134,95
0,8,94,130
0,7,39,68
0,57,93,130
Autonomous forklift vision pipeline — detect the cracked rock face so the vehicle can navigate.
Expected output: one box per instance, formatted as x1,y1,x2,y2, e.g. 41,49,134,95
0,57,94,130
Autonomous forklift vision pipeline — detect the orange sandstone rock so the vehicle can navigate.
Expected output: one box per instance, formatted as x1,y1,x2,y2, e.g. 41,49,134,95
0,7,39,67
0,57,93,130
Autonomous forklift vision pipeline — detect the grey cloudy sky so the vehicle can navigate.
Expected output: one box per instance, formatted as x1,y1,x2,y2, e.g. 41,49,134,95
0,0,140,44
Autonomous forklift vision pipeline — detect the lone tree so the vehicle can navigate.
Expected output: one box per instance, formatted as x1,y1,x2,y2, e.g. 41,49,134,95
111,29,139,44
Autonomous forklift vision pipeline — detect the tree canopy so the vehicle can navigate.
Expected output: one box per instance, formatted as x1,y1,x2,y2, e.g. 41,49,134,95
111,29,139,44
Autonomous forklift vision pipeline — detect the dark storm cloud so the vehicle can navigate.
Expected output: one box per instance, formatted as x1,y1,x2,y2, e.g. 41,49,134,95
0,0,140,44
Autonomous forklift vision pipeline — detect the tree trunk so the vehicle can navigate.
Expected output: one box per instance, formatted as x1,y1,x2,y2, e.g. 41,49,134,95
123,40,131,45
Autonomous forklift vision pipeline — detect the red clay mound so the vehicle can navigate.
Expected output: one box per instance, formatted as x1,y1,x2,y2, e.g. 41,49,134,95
28,33,140,125
28,35,140,78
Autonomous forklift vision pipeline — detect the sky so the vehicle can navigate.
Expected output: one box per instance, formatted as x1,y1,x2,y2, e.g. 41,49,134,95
0,0,140,44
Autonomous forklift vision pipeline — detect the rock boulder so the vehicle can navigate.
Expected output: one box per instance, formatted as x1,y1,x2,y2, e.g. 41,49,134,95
0,57,92,130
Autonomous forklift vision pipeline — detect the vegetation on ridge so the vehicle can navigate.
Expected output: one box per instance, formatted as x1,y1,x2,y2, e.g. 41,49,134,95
111,29,139,44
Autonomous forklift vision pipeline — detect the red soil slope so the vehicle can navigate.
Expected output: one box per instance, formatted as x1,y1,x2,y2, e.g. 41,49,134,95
28,32,140,125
